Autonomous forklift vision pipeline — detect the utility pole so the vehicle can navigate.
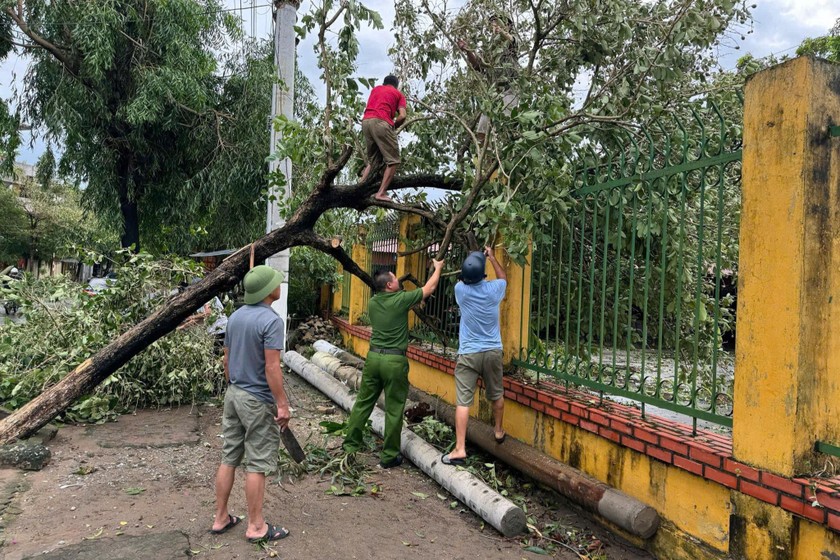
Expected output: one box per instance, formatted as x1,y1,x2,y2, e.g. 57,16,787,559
266,0,299,331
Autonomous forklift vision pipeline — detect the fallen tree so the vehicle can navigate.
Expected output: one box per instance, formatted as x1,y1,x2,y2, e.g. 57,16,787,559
0,150,467,445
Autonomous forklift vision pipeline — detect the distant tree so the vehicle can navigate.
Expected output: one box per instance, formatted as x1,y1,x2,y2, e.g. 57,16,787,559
0,183,28,263
0,1,269,252
1,164,116,271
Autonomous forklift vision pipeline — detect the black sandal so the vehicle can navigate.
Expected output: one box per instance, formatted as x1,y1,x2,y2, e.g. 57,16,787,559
247,523,290,543
209,514,242,535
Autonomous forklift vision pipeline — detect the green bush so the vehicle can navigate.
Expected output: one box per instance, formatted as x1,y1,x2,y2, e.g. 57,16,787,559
0,251,224,422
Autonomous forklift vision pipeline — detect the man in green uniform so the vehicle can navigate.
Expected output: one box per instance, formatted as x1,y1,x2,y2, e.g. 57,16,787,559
343,259,444,467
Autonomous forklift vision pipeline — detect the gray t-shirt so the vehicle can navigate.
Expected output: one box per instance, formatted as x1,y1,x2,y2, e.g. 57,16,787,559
224,303,285,404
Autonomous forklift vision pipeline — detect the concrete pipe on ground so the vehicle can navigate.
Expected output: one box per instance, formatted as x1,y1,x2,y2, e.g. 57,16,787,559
283,351,526,537
311,339,660,539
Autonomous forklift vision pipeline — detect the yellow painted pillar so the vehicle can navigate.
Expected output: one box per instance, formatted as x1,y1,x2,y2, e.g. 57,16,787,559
331,265,343,315
348,241,369,325
486,241,532,367
319,283,331,313
397,214,423,328
734,56,840,476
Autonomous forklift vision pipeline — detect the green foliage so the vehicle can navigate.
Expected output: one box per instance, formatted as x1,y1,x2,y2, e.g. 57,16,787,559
276,419,380,496
389,0,752,260
796,19,840,63
0,167,117,265
288,246,342,318
4,1,273,252
0,182,28,263
0,251,223,421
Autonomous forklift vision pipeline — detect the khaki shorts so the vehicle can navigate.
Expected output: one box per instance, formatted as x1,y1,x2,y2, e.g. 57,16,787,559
454,349,504,407
221,384,281,474
363,118,401,169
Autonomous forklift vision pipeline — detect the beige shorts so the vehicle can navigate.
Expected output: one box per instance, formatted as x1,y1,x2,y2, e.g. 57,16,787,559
221,384,281,474
363,118,401,168
454,349,504,407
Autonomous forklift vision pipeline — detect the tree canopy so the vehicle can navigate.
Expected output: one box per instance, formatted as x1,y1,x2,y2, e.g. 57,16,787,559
0,1,273,253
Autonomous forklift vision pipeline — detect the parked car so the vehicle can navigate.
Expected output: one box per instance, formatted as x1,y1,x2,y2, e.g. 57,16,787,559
84,272,117,296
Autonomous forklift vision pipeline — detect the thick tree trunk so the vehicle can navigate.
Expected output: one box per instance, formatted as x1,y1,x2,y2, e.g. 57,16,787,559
116,151,140,251
0,156,460,444
120,198,140,251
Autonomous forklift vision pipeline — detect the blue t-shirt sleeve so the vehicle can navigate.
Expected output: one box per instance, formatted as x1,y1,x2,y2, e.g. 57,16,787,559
490,279,507,303
263,317,285,350
454,281,464,304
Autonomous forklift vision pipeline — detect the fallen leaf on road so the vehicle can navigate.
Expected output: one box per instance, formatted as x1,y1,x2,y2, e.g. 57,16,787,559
83,527,104,540
124,487,145,495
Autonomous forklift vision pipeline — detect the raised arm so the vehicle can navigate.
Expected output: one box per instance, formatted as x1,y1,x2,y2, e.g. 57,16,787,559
421,259,445,300
456,39,486,72
485,246,506,281
394,106,407,128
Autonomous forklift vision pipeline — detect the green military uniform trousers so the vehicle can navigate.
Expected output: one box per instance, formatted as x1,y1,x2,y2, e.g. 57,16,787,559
342,351,410,464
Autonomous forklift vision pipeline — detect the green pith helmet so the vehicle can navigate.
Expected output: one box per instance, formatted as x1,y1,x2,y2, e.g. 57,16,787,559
244,265,284,305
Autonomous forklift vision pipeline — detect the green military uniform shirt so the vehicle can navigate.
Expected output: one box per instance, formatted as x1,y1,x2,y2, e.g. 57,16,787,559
368,289,423,350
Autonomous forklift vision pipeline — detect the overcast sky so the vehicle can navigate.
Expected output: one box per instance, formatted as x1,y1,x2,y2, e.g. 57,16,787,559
0,0,836,165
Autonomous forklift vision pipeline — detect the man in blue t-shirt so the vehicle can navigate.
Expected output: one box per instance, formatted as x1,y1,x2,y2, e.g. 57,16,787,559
442,246,507,466
210,265,291,543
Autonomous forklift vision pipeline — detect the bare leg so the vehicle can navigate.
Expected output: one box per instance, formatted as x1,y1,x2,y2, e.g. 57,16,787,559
244,472,268,539
375,164,398,200
449,405,470,460
359,163,372,184
212,464,237,531
492,397,505,438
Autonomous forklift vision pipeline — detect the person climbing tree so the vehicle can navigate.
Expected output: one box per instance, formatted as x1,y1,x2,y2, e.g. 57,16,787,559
359,75,407,202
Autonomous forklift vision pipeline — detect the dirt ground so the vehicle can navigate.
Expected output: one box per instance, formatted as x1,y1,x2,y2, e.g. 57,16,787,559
0,370,652,560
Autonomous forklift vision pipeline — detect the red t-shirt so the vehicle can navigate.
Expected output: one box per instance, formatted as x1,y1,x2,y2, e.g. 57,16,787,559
363,85,406,126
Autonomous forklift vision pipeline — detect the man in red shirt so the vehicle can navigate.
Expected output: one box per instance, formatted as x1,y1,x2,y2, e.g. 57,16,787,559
359,75,407,202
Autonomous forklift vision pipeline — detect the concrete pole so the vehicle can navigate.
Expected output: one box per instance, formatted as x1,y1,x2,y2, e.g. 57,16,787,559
266,0,299,332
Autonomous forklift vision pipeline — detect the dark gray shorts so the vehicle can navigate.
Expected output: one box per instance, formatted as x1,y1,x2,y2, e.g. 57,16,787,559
454,349,504,407
363,118,401,167
221,384,281,474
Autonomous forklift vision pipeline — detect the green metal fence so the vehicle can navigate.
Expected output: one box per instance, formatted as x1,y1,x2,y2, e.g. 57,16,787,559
361,215,401,316
340,265,351,313
410,237,467,350
513,98,742,428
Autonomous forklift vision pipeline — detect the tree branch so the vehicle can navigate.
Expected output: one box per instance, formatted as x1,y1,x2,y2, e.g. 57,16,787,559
303,231,374,289
5,7,77,74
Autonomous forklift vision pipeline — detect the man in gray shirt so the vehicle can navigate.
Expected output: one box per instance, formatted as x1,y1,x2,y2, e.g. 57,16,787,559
210,265,291,543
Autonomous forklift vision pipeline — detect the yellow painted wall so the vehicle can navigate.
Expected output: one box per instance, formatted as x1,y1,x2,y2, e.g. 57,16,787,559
331,265,343,314
794,518,840,559
338,325,840,559
348,243,369,325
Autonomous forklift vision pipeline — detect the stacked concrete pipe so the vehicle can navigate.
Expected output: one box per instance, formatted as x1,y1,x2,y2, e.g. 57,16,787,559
283,351,527,537
311,339,660,539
